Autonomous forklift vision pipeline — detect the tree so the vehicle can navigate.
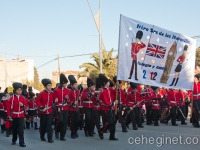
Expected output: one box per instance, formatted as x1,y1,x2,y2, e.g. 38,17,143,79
196,47,200,66
78,49,118,81
22,79,34,87
33,67,41,91
50,79,56,88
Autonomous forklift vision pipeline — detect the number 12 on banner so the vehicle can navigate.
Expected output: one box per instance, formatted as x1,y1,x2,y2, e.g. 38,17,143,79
143,70,157,80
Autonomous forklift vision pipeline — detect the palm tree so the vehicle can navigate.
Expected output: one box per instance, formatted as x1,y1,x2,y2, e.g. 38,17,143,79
78,49,118,80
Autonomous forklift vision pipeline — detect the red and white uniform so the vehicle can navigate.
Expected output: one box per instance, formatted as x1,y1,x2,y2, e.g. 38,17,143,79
2,98,9,118
151,93,161,110
100,88,115,111
193,82,200,100
144,87,153,106
68,88,80,111
131,43,146,60
27,99,37,110
126,91,143,107
127,87,132,93
167,89,178,106
7,95,27,118
94,92,101,111
175,91,187,107
78,94,83,109
54,87,70,111
113,88,126,108
81,88,95,108
187,90,192,101
127,85,142,94
35,90,55,114
159,88,166,98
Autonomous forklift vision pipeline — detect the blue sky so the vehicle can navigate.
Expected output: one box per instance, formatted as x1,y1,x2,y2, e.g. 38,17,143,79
0,0,199,80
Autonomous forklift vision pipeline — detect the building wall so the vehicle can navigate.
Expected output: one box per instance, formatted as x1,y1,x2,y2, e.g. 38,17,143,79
25,59,34,81
0,58,34,91
52,70,87,86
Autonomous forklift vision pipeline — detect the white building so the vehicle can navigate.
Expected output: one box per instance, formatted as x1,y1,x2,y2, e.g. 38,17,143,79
0,57,34,91
52,70,87,86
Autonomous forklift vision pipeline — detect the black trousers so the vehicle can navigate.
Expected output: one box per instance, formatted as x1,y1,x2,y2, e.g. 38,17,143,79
166,106,177,124
84,108,94,133
178,106,186,123
100,110,116,138
101,110,107,130
115,110,126,130
185,103,189,118
152,109,159,125
135,107,142,126
56,110,68,138
40,113,53,140
79,108,84,129
69,111,80,135
94,110,101,130
146,105,152,123
12,118,25,144
193,100,200,126
127,108,136,127
129,59,137,79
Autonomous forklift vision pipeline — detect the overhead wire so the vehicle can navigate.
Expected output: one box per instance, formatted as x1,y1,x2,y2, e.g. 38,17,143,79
0,34,199,58
0,58,57,82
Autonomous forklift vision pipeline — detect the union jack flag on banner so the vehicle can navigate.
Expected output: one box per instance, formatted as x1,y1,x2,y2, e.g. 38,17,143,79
145,43,166,59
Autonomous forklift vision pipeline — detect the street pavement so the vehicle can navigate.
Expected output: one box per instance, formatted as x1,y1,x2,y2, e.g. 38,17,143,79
0,120,199,150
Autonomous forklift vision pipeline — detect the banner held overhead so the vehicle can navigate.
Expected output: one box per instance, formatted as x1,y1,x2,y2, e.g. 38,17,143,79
117,15,196,90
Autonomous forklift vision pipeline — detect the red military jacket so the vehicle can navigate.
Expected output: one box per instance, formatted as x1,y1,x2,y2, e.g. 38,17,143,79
100,88,115,111
127,87,132,93
54,87,70,111
126,91,143,107
35,90,55,114
2,98,9,114
93,91,101,111
113,88,126,107
187,90,192,101
175,91,187,106
151,93,161,110
159,88,166,98
144,87,153,106
131,42,146,60
193,82,200,100
109,87,115,102
167,89,178,106
68,88,80,111
7,95,27,118
81,88,95,108
127,85,141,94
27,99,37,110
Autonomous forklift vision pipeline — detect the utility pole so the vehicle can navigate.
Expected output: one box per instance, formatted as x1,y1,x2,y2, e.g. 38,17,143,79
99,0,102,73
87,0,102,73
4,43,7,89
57,53,61,83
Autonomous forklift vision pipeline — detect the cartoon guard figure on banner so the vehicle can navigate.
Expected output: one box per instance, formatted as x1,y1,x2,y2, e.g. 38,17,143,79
128,30,146,80
169,45,188,86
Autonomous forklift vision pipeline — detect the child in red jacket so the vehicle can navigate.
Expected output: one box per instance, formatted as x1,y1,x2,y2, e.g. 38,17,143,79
7,82,27,147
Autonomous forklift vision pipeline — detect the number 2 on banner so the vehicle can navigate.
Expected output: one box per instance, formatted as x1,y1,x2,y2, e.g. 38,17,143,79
143,70,146,79
151,72,157,80
142,70,157,80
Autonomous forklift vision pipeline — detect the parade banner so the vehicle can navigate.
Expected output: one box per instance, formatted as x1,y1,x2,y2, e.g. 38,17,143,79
117,15,196,90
